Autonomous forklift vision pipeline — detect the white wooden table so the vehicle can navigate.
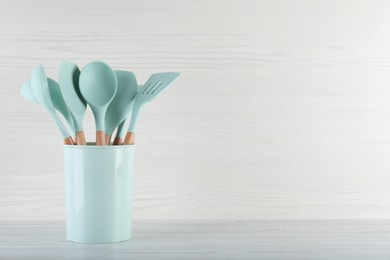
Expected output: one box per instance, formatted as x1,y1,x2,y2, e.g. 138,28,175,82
2,220,390,259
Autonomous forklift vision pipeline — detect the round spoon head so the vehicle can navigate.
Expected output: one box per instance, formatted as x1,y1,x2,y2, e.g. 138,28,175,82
105,70,138,136
79,61,117,134
79,61,117,107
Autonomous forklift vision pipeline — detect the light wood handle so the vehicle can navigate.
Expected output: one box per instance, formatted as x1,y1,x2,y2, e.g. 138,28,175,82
113,136,123,145
76,131,86,145
63,136,75,145
123,132,135,145
96,131,105,145
105,135,111,145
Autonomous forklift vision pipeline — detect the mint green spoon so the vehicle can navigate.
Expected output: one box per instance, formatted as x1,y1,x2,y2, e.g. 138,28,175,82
31,65,75,145
79,61,117,145
59,61,87,145
123,72,180,145
105,70,138,145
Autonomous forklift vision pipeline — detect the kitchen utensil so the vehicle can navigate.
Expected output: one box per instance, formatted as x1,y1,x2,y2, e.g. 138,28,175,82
31,65,75,145
59,61,87,145
21,79,76,136
112,118,128,145
47,78,75,137
123,72,180,145
112,84,141,145
105,70,138,144
20,80,39,103
79,61,117,145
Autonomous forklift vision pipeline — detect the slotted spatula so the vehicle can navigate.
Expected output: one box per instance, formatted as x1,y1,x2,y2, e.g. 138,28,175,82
123,72,180,145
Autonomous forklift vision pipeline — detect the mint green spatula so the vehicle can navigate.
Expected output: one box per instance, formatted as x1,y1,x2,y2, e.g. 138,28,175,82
104,70,138,145
20,80,38,103
123,72,180,145
31,65,75,145
47,78,75,137
59,61,87,145
21,79,75,136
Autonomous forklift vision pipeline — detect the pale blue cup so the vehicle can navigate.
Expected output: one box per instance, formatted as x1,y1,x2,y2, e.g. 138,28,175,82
64,144,135,243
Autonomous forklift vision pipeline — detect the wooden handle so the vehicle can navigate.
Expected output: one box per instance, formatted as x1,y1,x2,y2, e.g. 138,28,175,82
96,131,106,145
63,136,75,145
76,131,86,145
105,135,111,145
113,136,123,145
123,132,135,145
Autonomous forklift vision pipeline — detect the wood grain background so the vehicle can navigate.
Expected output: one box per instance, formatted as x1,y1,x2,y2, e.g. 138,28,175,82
1,0,390,220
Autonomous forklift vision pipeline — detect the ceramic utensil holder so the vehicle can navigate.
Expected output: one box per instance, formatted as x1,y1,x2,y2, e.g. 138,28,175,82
64,144,135,243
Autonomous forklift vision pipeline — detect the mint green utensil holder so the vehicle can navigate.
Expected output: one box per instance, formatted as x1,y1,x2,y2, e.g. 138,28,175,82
64,144,135,243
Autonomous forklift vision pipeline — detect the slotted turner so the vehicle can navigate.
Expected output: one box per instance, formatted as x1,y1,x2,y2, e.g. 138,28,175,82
123,72,180,145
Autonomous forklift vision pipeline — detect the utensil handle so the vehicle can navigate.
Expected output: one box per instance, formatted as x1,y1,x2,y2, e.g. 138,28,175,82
116,119,127,139
105,134,111,145
76,131,86,145
96,131,105,145
63,136,75,145
51,111,73,142
113,136,123,145
123,132,135,145
127,102,142,133
123,102,141,145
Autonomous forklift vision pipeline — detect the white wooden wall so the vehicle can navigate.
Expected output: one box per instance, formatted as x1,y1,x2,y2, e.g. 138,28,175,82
1,0,390,220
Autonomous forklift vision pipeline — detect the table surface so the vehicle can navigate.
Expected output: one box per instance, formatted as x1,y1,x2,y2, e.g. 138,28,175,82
2,220,390,260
